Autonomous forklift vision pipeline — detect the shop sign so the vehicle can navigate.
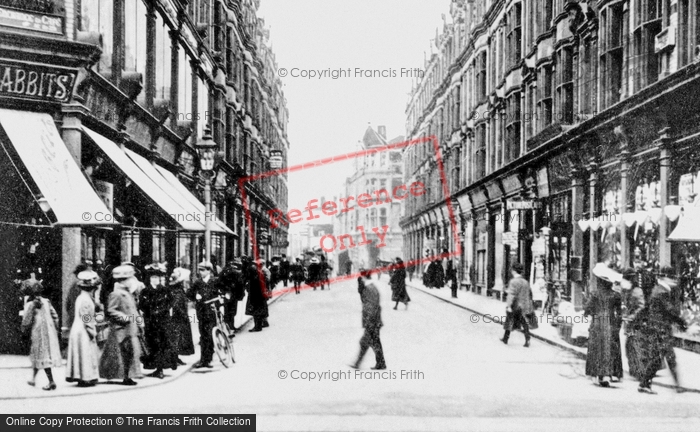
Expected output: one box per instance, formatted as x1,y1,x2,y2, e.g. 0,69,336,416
0,6,63,35
507,200,541,210
94,180,114,213
0,60,77,103
679,173,695,206
269,150,284,169
502,231,518,247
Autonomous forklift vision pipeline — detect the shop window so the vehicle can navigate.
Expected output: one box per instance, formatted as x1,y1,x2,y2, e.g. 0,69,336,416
152,227,166,263
121,229,140,263
80,0,113,74
81,231,106,264
550,236,569,282
477,250,487,285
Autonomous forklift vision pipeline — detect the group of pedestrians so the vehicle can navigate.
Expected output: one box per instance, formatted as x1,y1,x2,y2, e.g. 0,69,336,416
19,255,275,390
584,264,688,394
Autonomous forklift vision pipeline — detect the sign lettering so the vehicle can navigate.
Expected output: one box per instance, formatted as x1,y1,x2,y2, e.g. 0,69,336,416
0,61,76,103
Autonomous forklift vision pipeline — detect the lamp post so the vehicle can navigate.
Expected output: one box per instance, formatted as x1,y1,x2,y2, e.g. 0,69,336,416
195,126,217,264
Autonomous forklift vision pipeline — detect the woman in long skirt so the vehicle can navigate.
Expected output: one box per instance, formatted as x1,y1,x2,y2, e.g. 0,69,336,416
389,258,410,310
168,268,195,362
584,264,623,387
21,281,61,391
66,271,101,387
620,268,645,379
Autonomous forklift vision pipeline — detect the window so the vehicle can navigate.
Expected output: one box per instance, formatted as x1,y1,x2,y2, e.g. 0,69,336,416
580,40,595,118
556,47,573,124
537,65,553,131
505,92,521,163
380,208,387,227
197,78,209,136
81,0,113,74
631,0,661,95
475,51,487,102
155,15,172,100
506,3,522,71
678,0,700,68
178,49,193,119
474,123,487,180
226,107,234,162
124,0,147,75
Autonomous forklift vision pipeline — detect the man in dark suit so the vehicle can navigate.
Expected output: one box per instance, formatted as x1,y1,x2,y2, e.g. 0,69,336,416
350,270,386,370
188,261,221,368
501,262,533,347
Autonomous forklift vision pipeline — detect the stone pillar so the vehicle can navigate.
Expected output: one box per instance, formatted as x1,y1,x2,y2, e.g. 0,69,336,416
657,128,672,267
571,167,585,310
145,3,156,111
619,146,630,268
588,159,598,292
59,111,84,338
169,29,180,126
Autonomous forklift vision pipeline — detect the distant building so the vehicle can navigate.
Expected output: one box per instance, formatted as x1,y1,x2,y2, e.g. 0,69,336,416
335,125,404,272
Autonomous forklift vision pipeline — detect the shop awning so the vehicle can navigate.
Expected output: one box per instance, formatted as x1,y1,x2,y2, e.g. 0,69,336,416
0,109,116,226
154,165,236,236
668,207,700,242
82,126,204,232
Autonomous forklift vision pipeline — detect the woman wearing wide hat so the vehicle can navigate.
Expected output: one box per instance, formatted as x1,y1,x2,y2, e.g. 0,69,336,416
584,263,624,387
168,268,195,363
66,270,101,387
139,263,178,378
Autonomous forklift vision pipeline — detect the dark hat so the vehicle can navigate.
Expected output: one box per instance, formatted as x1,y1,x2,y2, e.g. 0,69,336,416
658,266,676,278
145,263,167,276
511,262,524,275
73,264,88,276
621,268,637,282
197,261,213,270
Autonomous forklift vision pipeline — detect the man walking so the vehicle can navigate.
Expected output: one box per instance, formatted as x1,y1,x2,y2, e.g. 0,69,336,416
637,267,687,394
351,270,386,370
501,262,533,347
188,261,221,368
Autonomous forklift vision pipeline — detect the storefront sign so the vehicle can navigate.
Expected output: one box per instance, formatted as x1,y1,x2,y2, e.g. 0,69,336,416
0,60,77,103
507,200,541,210
679,173,695,206
0,6,63,35
269,150,284,169
502,231,518,247
537,167,550,198
94,180,114,213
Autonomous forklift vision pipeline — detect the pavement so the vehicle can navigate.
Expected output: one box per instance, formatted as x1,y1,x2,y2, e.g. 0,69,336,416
399,274,700,393
0,289,288,400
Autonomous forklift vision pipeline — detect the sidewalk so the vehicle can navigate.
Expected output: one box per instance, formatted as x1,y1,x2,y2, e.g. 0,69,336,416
0,289,288,400
391,275,700,393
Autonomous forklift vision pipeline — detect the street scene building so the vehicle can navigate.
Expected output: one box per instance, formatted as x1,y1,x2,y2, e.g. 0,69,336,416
0,0,289,353
401,0,700,344
334,125,404,273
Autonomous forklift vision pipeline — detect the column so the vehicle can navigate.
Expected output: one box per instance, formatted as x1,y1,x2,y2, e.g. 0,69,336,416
657,128,672,267
619,145,630,268
588,159,598,292
169,29,180,126
145,3,156,111
471,209,477,292
570,167,585,310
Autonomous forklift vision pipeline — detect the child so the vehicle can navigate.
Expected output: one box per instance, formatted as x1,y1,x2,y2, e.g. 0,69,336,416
21,280,62,390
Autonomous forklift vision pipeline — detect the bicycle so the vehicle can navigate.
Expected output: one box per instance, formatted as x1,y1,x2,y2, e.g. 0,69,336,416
204,295,235,367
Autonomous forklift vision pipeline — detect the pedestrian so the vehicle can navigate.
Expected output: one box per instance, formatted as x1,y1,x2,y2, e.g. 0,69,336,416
64,263,89,336
219,259,246,331
308,257,323,290
188,261,221,368
501,262,533,347
139,263,177,379
66,270,101,387
620,268,645,379
291,257,304,294
446,260,459,298
422,250,433,288
427,259,445,289
350,270,386,370
168,268,194,364
246,260,270,332
637,267,687,394
22,280,61,391
389,257,410,310
99,265,142,385
584,263,624,387
280,254,290,287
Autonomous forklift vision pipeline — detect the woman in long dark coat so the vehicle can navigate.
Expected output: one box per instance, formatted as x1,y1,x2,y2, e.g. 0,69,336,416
620,268,645,379
168,268,194,363
139,264,177,378
428,259,445,288
389,258,410,310
246,261,269,332
583,266,623,387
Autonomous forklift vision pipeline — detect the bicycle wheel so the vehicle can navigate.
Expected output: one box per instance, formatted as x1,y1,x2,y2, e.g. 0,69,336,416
212,327,233,368
222,323,235,364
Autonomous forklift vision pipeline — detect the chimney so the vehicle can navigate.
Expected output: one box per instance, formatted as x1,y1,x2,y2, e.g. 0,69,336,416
377,125,386,139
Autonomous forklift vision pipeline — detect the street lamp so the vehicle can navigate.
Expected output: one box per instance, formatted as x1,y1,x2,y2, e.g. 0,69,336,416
196,126,217,264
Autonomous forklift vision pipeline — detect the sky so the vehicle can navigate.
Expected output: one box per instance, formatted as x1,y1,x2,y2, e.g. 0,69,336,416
257,0,451,230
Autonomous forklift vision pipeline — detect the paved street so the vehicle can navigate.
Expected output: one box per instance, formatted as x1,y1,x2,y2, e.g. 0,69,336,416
2,278,699,431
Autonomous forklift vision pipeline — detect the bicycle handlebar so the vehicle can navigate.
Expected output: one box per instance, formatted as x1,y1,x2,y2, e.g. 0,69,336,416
204,295,225,305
